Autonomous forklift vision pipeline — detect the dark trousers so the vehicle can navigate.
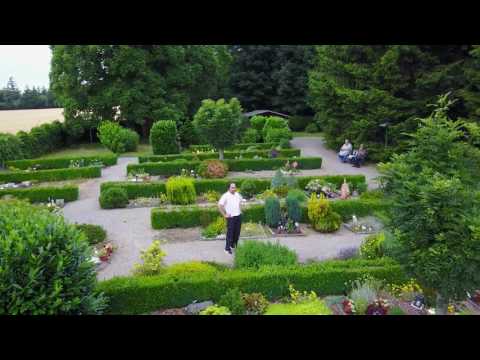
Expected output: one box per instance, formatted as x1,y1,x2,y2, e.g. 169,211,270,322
226,215,242,250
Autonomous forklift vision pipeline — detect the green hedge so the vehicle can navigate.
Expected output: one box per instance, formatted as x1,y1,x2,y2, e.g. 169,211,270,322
100,175,366,203
0,185,79,203
128,157,322,176
151,197,385,229
6,154,118,170
189,142,279,152
0,166,102,183
97,258,407,314
138,149,301,163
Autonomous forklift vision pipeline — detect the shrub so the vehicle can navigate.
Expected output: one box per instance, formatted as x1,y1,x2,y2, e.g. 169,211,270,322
133,241,167,276
242,293,269,315
197,160,228,179
99,187,129,209
262,116,289,138
288,116,312,132
218,288,246,315
150,120,179,155
240,179,257,199
265,128,292,144
203,190,221,202
360,232,386,260
76,224,107,245
348,276,384,315
97,121,139,154
234,240,298,269
265,196,281,227
286,195,302,223
178,121,199,147
250,115,269,132
307,194,341,233
199,305,231,315
165,176,196,205
6,154,118,170
265,299,332,315
279,138,291,149
241,128,260,143
305,123,319,133
287,189,307,203
0,185,79,203
0,133,24,168
164,261,218,277
0,166,101,183
202,217,226,238
0,200,106,314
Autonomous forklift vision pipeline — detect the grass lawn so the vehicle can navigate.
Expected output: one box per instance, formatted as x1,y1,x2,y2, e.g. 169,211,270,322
292,132,324,138
39,143,153,159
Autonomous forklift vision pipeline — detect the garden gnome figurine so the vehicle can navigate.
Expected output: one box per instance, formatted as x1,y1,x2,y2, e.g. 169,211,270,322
340,178,350,199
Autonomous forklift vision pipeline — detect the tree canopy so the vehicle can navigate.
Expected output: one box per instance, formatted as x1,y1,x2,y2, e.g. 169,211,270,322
0,77,57,110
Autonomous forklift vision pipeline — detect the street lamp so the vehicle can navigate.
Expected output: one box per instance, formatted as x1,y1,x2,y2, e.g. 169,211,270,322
379,122,390,149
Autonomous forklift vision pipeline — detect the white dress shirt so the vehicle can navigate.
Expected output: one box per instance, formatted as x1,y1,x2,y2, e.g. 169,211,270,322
218,191,243,217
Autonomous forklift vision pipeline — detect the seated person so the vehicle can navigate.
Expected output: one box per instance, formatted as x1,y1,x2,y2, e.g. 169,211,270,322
338,139,352,162
351,144,367,167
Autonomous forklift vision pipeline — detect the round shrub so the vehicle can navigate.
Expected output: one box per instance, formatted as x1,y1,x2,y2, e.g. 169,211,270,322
265,128,292,144
98,121,139,154
287,189,307,203
218,288,246,315
234,240,298,269
150,120,179,155
99,187,129,209
250,115,269,132
242,293,269,315
166,176,196,205
262,116,289,139
197,160,229,179
241,128,260,143
0,133,24,168
360,232,386,259
307,194,341,233
133,240,166,276
0,200,107,314
76,224,107,245
305,123,319,133
240,179,257,199
265,196,281,227
199,305,231,315
122,128,140,152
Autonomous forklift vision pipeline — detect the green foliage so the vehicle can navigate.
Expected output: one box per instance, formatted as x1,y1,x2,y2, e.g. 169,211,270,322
307,194,341,232
0,133,24,168
163,261,219,277
265,196,281,227
97,121,139,154
305,123,319,133
360,232,385,260
0,185,79,203
240,179,257,199
199,305,231,315
197,160,229,178
203,190,221,202
0,166,101,183
193,98,243,158
250,115,269,132
286,194,302,223
347,275,384,315
178,120,199,147
6,154,117,170
265,128,292,144
234,240,298,269
242,293,269,315
202,217,226,238
99,187,129,209
98,257,406,314
241,128,260,143
218,288,246,315
0,200,106,314
76,224,107,245
262,116,289,138
265,299,332,315
165,176,196,205
133,241,167,276
286,189,307,203
150,120,179,155
288,116,313,131
389,306,406,315
378,94,480,308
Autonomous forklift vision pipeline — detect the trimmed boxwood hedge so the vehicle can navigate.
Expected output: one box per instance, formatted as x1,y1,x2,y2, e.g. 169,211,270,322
6,154,118,170
100,175,367,203
0,185,79,203
0,166,102,183
138,149,301,163
97,258,407,314
189,142,279,152
151,197,386,229
128,157,322,176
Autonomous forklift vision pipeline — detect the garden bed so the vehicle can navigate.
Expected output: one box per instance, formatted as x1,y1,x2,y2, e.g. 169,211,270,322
201,222,268,241
264,224,307,237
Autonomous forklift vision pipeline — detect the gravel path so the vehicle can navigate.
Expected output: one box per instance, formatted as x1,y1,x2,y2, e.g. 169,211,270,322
62,138,380,281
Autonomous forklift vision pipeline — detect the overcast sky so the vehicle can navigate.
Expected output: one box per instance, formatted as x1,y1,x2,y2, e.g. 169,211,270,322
0,45,52,90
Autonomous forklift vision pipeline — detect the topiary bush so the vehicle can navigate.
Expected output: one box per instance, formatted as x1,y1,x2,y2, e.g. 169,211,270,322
307,194,341,233
122,128,140,152
165,176,196,205
265,128,292,144
286,194,302,223
262,116,289,139
241,128,260,143
150,120,179,155
97,121,139,154
99,187,129,209
0,200,107,314
76,224,107,245
360,232,386,260
218,288,246,315
305,123,319,133
197,160,229,178
0,133,24,168
234,240,298,269
240,179,257,199
265,196,281,227
250,115,269,133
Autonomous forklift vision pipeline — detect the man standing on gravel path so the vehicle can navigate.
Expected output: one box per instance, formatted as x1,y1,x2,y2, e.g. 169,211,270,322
218,183,243,255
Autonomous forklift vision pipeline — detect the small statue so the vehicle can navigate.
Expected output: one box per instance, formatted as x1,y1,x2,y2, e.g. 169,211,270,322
340,178,350,200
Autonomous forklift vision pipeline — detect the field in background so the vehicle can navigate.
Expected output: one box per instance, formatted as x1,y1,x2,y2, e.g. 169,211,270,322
0,108,64,134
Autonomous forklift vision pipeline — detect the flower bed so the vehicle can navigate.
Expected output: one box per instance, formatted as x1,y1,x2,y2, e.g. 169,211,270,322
5,154,117,170
0,166,102,183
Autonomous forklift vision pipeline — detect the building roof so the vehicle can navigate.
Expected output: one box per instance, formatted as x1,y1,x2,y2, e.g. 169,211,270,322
243,110,290,118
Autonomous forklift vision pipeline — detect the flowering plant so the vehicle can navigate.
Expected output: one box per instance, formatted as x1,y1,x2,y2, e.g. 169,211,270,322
366,298,390,315
342,299,356,315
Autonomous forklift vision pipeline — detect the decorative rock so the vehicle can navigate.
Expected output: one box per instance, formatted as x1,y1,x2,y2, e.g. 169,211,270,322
184,301,214,315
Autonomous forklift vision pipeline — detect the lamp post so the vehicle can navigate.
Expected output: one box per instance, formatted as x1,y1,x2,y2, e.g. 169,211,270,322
379,122,390,149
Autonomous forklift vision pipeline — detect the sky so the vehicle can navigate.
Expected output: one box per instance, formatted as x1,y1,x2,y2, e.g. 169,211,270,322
0,45,52,90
